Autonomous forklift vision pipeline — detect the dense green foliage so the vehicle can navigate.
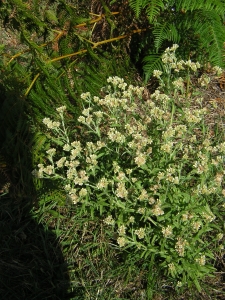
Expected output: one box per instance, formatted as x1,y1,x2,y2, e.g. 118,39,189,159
0,1,224,299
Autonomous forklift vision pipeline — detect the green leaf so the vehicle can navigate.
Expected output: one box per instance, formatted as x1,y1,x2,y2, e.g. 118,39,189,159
143,53,164,82
193,277,201,292
45,10,58,24
0,44,5,53
48,209,65,218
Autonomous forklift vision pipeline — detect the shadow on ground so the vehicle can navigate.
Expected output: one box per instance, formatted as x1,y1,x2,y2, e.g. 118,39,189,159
0,198,71,300
0,73,78,299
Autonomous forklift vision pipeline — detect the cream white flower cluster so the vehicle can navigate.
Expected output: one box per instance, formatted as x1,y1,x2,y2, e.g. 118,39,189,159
183,107,207,123
159,44,201,73
153,44,203,95
195,254,206,266
107,76,128,90
198,74,211,87
134,227,145,239
43,118,60,130
162,225,173,238
104,215,115,226
212,66,223,76
56,106,66,114
175,237,188,257
172,77,184,91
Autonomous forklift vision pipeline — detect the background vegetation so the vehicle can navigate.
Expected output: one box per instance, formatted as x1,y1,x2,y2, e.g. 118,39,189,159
0,0,224,299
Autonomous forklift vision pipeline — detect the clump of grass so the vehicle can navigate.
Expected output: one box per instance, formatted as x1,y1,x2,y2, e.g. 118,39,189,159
34,45,225,298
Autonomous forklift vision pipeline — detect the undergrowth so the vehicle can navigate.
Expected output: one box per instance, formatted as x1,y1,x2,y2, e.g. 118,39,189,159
0,1,224,299
32,46,225,299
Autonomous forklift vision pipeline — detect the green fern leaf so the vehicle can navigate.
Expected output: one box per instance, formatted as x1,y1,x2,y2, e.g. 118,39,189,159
32,132,47,153
176,0,225,15
45,10,58,25
197,21,225,66
184,9,225,67
146,0,164,23
129,0,148,18
143,53,164,82
129,0,164,21
153,23,180,52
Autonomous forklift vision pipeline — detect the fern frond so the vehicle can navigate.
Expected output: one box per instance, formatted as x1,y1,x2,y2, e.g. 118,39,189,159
32,132,47,154
180,9,225,67
175,0,225,15
146,0,164,23
128,0,148,18
143,53,164,82
153,23,180,52
129,0,164,21
196,16,225,66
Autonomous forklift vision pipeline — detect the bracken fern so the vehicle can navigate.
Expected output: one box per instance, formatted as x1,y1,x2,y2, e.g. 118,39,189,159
128,0,225,81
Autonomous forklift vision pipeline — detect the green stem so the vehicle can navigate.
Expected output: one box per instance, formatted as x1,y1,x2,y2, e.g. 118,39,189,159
186,67,190,98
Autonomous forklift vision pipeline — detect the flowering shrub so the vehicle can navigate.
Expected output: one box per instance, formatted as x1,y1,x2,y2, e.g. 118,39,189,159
34,46,225,291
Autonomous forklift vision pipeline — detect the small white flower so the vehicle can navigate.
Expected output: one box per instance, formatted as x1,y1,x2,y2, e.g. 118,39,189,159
94,111,103,119
176,281,183,288
81,92,91,100
162,225,173,238
195,255,206,266
152,202,164,216
192,221,201,232
168,263,176,273
43,118,60,129
134,228,145,239
56,157,67,168
46,148,56,156
79,188,88,197
96,177,108,189
82,108,92,116
117,237,126,247
153,70,163,79
212,66,223,76
171,44,179,51
56,106,66,113
67,193,79,204
64,184,71,191
129,216,135,223
161,142,173,153
175,237,188,257
217,233,223,241
138,189,148,201
134,153,146,167
43,165,54,175
116,182,128,198
104,215,115,226
118,225,126,235
63,144,71,151
78,115,86,123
